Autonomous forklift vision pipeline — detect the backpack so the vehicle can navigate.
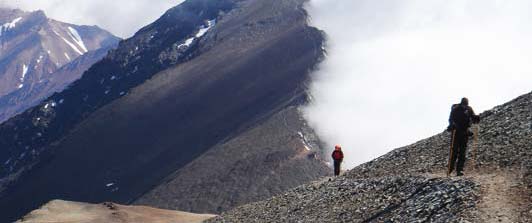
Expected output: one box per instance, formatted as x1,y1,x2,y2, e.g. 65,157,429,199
451,104,472,129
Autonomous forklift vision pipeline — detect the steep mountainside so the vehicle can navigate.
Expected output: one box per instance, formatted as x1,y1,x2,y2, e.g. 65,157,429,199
210,92,531,222
0,0,235,190
0,0,327,221
0,8,120,123
135,106,329,213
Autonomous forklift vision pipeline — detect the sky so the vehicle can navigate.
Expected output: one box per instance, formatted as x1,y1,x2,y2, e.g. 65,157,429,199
1,0,530,169
0,0,184,37
304,0,532,168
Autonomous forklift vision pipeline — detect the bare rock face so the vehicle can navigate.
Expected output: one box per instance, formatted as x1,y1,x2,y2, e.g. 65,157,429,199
210,92,532,223
17,200,216,223
135,106,329,213
0,8,120,123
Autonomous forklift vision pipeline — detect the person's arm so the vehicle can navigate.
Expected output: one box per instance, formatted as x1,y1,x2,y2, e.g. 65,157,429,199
469,106,480,124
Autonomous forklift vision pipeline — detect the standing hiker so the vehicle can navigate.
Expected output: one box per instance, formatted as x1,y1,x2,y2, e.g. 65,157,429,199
447,97,480,176
331,145,344,176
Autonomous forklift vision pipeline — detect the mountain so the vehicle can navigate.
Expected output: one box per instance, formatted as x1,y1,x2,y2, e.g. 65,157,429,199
0,8,120,123
209,92,532,222
134,106,329,213
0,0,328,221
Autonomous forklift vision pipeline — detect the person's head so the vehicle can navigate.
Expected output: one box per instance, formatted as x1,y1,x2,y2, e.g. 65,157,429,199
335,145,341,151
460,97,469,106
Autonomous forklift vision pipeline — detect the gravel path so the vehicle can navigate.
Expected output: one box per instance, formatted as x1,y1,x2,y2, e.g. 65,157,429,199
472,169,527,223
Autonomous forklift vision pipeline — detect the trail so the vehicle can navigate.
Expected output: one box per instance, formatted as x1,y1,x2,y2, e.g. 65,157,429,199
468,168,527,223
426,166,527,222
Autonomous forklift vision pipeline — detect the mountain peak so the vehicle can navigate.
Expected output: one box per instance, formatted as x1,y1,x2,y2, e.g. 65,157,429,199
0,7,24,14
0,7,120,123
27,9,47,20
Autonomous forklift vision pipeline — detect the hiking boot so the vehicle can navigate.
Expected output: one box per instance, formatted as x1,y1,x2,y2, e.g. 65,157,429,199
456,172,464,176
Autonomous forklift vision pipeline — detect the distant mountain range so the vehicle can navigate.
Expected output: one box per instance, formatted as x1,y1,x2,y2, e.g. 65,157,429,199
0,0,328,221
0,8,120,123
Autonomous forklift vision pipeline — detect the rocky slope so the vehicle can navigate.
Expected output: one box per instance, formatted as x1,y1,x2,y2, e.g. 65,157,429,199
209,91,531,222
17,200,215,223
0,8,120,123
135,106,329,213
0,0,327,221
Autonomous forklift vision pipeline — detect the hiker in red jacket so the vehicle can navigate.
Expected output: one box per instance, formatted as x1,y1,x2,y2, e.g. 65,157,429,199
331,145,344,176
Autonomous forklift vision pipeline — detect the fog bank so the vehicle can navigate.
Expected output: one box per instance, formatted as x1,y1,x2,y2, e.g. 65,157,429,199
304,0,532,168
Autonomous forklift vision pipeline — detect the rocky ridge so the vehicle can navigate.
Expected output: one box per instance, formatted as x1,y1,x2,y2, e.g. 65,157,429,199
17,200,215,223
210,91,531,222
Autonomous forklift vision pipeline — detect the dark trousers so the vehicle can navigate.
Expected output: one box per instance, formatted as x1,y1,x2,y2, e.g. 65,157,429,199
450,130,468,173
334,160,341,176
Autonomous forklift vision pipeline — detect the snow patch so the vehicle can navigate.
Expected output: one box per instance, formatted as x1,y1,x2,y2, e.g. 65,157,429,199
178,37,195,48
6,17,22,28
21,64,28,82
298,131,313,151
36,55,43,64
0,17,22,36
60,36,84,55
67,27,88,53
64,52,71,61
54,30,84,55
106,183,115,187
196,19,216,38
178,19,216,49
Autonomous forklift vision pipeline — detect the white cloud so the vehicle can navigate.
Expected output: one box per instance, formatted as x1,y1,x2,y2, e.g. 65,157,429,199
0,0,184,37
304,0,532,168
